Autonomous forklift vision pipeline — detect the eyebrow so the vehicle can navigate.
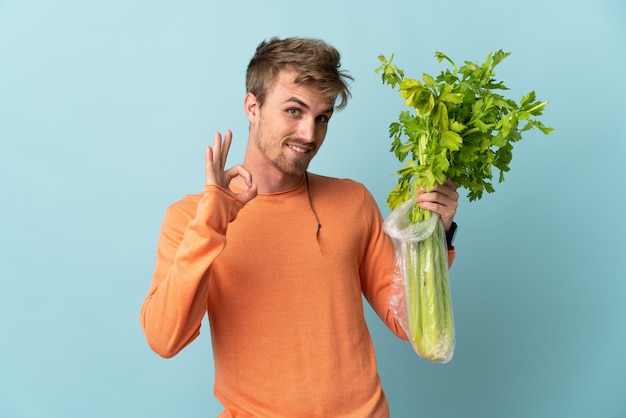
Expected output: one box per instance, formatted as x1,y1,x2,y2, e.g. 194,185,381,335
283,96,334,114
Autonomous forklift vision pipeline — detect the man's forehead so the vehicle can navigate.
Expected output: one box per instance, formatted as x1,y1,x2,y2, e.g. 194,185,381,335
271,70,336,108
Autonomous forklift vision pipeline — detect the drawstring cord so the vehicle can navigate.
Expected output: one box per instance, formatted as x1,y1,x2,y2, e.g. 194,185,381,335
305,172,322,252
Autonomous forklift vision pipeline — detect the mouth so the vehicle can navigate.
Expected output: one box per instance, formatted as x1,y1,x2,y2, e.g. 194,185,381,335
286,143,314,154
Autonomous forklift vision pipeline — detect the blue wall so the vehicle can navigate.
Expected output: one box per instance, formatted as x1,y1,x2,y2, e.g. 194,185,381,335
1,0,624,417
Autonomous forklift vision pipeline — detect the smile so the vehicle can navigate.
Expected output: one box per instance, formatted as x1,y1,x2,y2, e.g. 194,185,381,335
287,144,311,153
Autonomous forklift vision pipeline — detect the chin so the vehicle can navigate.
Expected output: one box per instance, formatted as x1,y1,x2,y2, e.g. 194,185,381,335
282,167,308,177
273,158,310,177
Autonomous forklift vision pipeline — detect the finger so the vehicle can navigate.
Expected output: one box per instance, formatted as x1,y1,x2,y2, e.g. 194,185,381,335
416,188,458,217
220,130,233,171
212,132,223,172
444,178,457,189
438,185,459,202
223,164,252,184
205,146,216,185
427,181,459,201
424,192,458,212
417,200,453,214
237,183,258,204
224,165,258,204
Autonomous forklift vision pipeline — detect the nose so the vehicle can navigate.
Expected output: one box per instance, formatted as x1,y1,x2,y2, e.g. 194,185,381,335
296,118,316,144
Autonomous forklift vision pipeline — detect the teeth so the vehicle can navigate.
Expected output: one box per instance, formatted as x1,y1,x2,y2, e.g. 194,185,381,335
288,144,308,153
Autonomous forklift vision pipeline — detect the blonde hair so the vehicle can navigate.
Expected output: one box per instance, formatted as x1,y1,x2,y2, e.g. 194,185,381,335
246,37,353,110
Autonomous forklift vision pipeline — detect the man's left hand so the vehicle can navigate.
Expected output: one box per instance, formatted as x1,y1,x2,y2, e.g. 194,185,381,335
415,179,459,232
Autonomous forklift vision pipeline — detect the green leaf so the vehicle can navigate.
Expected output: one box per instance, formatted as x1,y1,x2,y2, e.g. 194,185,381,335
520,90,537,108
450,120,466,132
441,130,463,151
491,50,511,67
378,49,553,206
423,73,436,87
439,91,464,104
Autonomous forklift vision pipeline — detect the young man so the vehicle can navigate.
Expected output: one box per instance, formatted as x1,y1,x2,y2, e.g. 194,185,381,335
140,37,459,417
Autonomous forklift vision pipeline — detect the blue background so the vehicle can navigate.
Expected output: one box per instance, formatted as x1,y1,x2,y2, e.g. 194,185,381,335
1,0,624,417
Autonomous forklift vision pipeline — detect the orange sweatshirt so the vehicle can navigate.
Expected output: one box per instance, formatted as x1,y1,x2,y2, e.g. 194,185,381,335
140,174,455,417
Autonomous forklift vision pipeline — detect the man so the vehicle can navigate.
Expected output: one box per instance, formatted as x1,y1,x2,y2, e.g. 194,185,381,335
140,37,459,417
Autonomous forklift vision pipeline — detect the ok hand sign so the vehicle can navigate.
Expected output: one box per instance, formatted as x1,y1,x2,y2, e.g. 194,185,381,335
205,130,258,204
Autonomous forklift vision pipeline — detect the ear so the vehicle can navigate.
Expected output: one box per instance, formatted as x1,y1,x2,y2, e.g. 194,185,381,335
244,92,259,123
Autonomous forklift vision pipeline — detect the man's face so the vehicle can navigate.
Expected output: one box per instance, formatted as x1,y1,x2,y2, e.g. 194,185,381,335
247,70,335,178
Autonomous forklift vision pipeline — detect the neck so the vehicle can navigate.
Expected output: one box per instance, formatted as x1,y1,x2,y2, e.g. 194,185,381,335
232,139,305,193
236,170,304,194
229,156,304,194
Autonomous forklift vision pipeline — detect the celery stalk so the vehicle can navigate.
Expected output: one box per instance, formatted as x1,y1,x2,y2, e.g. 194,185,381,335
402,207,454,363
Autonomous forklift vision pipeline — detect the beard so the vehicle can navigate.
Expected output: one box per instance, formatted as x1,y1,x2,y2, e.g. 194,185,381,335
269,149,310,177
254,127,315,177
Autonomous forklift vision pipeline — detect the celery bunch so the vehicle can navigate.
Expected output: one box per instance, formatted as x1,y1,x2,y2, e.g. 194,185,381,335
376,50,552,362
383,198,454,362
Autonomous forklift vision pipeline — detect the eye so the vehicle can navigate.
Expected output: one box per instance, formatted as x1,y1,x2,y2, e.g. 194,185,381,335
287,108,300,116
316,114,331,124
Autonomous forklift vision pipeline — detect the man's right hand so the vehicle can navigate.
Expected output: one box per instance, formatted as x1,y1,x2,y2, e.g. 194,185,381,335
205,130,258,204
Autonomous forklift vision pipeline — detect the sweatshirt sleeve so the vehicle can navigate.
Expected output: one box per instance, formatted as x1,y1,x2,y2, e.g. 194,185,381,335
139,185,244,358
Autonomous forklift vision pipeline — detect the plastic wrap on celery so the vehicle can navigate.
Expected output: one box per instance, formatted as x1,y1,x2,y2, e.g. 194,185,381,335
383,199,455,363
